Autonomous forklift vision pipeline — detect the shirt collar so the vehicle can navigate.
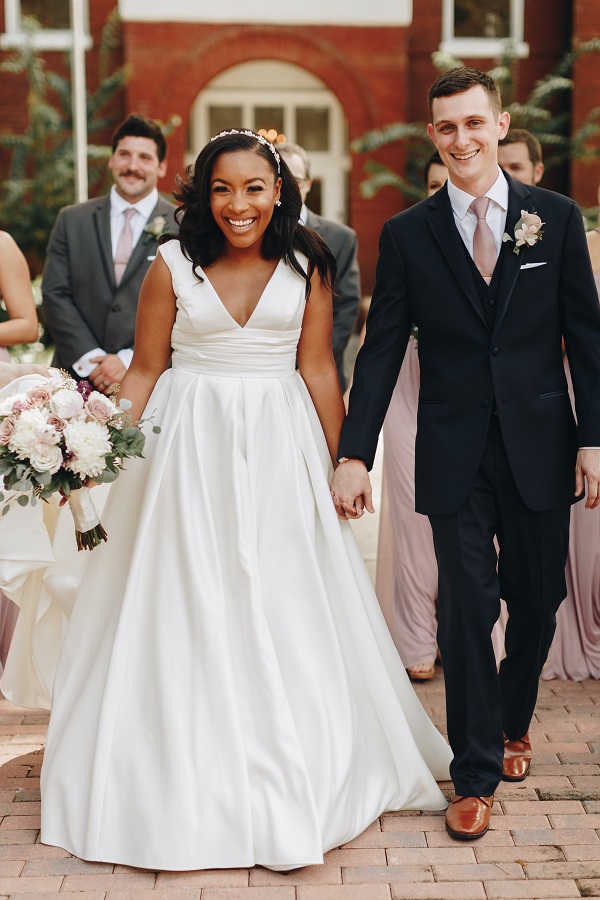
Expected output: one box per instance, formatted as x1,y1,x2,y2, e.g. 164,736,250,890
110,185,159,221
299,203,308,226
447,167,508,220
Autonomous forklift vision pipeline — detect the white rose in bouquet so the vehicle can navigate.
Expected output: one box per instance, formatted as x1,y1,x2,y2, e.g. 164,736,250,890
29,443,63,474
50,389,84,420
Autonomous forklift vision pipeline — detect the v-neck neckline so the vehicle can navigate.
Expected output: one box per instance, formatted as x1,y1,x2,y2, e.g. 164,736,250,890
201,259,282,329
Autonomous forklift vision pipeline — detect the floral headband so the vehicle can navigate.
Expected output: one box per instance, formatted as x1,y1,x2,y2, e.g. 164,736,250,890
210,128,281,174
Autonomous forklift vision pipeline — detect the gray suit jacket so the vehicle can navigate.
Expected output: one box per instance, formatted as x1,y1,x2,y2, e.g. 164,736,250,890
305,209,361,391
42,193,177,376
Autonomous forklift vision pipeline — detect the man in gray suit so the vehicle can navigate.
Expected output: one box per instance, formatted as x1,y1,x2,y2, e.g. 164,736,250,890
43,113,177,394
279,142,361,391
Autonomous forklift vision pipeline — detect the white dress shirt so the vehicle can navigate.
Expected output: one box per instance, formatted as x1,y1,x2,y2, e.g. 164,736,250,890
72,187,159,378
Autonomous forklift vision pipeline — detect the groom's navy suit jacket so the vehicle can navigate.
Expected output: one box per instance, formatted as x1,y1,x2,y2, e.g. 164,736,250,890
339,173,600,516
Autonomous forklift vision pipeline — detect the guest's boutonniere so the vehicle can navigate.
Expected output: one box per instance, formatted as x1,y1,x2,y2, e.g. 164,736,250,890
143,215,169,244
502,210,545,255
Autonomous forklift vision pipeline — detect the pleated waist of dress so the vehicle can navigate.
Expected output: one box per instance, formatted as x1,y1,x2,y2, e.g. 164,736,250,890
171,331,300,378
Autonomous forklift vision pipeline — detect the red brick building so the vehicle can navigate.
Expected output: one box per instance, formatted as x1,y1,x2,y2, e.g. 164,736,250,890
1,0,599,288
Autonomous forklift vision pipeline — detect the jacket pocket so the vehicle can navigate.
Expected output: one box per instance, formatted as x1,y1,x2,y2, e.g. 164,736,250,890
539,390,568,399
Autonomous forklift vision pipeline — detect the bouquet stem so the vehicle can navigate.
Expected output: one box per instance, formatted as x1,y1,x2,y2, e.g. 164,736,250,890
67,487,108,551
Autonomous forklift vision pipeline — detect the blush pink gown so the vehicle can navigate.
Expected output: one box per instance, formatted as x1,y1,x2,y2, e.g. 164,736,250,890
0,347,19,671
542,264,600,681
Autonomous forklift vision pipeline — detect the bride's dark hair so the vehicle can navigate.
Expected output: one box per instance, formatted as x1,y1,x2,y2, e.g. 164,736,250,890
172,130,336,298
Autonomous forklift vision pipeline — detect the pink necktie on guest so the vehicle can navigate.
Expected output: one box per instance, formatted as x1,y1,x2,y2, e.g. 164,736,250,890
469,197,497,286
114,208,137,286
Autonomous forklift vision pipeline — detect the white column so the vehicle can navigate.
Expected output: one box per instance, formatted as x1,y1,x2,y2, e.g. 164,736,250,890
70,0,88,202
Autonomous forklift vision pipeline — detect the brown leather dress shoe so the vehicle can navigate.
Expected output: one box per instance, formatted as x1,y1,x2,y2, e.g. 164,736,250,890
445,795,493,840
502,732,531,782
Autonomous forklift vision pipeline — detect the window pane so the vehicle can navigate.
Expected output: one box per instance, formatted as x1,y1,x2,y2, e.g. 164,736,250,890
254,107,284,136
209,106,243,136
296,107,330,151
454,0,510,38
21,0,70,29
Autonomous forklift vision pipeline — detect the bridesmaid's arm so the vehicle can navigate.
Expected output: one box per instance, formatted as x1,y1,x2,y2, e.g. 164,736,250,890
0,232,39,346
297,270,346,466
118,255,177,422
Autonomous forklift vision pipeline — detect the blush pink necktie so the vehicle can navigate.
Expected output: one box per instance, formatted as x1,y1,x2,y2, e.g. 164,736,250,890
114,208,136,286
469,197,497,286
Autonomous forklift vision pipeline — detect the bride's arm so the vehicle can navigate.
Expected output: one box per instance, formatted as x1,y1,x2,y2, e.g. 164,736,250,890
117,255,177,422
297,270,346,465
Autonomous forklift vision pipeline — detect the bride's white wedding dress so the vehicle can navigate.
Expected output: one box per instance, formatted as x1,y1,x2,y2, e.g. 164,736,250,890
0,240,451,871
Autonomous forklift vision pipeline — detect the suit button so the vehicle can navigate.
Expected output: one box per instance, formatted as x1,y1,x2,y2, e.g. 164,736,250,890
111,303,121,312
482,399,490,409
488,298,496,307
491,347,500,356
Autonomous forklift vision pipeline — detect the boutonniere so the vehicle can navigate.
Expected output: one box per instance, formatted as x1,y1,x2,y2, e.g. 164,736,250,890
502,210,545,255
143,215,169,244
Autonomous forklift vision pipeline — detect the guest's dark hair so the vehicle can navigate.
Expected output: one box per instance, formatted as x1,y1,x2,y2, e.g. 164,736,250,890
427,66,502,119
111,113,167,162
499,128,543,167
423,151,445,186
173,130,335,298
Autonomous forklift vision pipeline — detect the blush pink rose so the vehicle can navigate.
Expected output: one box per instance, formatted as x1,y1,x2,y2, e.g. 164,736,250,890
26,385,53,407
47,414,66,433
85,391,116,425
0,415,16,446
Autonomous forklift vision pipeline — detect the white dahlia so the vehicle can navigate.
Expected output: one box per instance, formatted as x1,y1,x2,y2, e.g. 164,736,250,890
8,407,57,459
63,418,111,479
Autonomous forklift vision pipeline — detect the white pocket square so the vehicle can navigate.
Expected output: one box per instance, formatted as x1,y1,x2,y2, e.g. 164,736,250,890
146,255,157,261
521,262,547,269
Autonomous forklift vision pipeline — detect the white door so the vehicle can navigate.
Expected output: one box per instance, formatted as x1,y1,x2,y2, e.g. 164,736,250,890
188,60,350,224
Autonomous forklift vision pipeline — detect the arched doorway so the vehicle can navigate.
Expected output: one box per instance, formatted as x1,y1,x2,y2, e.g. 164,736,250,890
188,60,350,224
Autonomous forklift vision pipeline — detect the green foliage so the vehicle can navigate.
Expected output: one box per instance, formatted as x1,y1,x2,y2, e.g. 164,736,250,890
354,41,600,204
0,9,128,268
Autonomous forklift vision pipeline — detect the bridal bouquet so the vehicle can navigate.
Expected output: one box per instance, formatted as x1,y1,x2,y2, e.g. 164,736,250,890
0,370,158,550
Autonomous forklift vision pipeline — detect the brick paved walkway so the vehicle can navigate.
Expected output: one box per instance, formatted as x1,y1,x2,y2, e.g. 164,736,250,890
0,674,598,900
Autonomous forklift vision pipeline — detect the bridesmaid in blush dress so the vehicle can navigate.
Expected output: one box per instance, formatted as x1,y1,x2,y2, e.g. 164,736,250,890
542,209,600,681
0,232,40,669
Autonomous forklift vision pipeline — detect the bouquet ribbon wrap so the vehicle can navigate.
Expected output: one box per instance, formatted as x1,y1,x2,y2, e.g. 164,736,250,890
67,488,107,550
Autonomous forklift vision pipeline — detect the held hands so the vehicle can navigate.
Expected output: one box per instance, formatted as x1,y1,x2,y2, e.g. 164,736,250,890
575,449,600,509
330,458,375,520
89,354,127,395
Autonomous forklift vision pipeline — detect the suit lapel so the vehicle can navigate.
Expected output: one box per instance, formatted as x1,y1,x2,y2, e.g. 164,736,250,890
426,185,486,326
92,196,116,290
492,175,533,336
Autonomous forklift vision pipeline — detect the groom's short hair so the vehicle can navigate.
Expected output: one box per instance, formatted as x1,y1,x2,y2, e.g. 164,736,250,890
427,67,502,119
111,113,167,162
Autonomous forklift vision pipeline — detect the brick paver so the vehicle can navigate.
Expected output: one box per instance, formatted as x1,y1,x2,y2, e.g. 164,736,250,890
0,675,598,899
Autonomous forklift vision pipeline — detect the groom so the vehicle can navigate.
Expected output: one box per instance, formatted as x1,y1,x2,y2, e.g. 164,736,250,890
331,67,600,840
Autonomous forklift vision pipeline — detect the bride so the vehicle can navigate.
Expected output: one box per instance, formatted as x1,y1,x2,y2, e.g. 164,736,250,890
0,129,451,871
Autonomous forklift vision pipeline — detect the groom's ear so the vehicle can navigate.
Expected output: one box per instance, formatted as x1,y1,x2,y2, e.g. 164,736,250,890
498,111,510,141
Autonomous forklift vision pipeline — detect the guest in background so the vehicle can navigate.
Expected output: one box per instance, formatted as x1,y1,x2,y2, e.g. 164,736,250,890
0,230,42,669
278,142,361,391
42,113,177,394
541,179,600,680
498,129,544,186
0,231,39,361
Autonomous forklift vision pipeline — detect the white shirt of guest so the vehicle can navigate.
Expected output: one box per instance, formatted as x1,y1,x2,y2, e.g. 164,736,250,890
446,167,508,259
72,186,159,378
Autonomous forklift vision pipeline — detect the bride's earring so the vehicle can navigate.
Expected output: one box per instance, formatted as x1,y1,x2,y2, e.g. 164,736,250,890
275,199,282,207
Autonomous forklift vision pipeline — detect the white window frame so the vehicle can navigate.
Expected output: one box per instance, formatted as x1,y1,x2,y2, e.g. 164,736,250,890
439,0,529,59
1,0,92,50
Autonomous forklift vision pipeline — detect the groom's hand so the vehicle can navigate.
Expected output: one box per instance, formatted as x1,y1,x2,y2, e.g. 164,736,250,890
330,458,375,520
575,448,600,509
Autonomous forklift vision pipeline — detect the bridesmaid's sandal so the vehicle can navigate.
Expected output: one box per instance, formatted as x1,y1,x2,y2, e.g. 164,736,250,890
406,662,436,681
